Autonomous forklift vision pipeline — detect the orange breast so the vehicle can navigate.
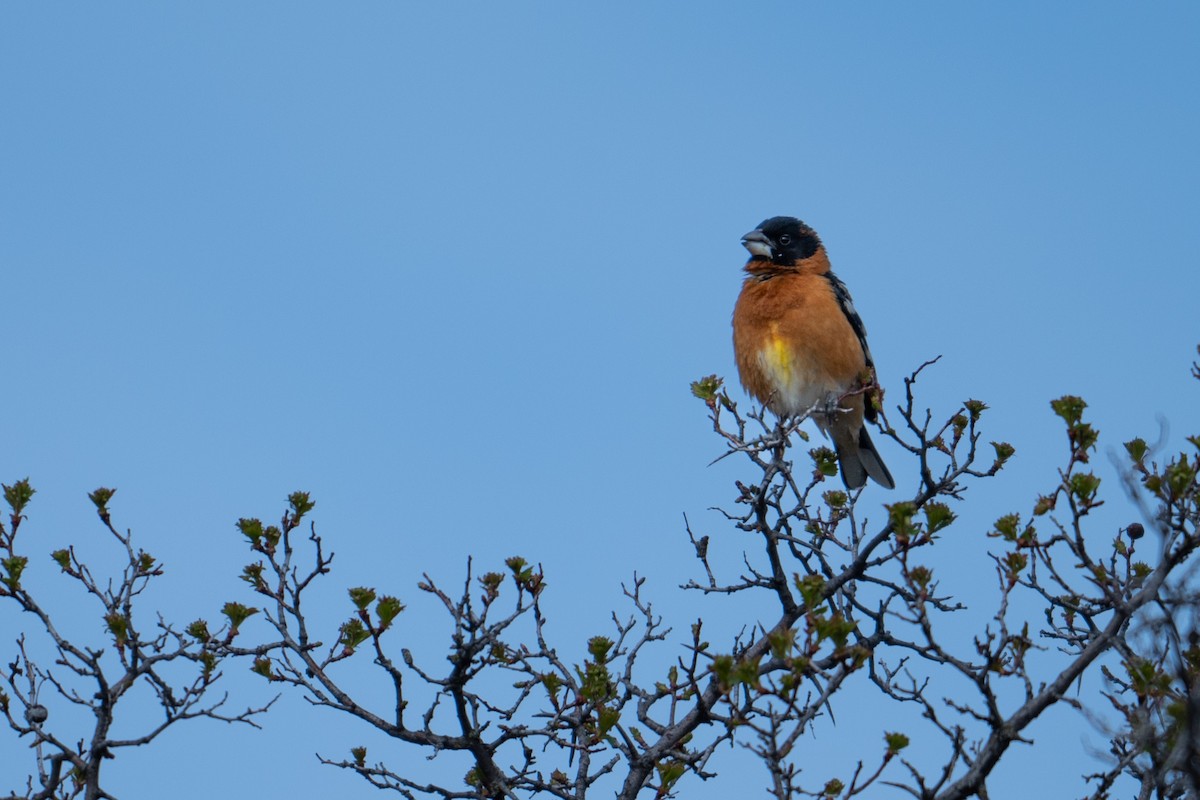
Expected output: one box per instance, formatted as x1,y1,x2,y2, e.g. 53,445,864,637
732,272,865,416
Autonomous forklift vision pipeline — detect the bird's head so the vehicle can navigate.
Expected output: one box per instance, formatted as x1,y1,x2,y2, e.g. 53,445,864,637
741,216,822,266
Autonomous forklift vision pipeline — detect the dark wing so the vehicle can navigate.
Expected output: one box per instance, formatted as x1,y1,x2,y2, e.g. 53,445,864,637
824,271,873,368
824,271,880,423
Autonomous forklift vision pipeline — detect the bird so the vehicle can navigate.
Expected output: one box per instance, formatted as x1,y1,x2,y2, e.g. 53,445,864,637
732,216,895,490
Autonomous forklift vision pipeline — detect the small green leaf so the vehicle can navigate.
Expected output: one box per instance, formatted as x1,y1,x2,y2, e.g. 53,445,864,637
991,441,1015,466
1003,552,1028,581
338,618,370,652
923,502,955,533
1164,456,1198,498
813,613,856,648
221,602,259,634
732,655,762,688
376,596,405,629
767,627,797,659
1124,437,1148,464
1126,657,1171,699
478,572,503,602
87,487,116,512
823,778,845,797
810,446,838,478
887,502,917,540
579,661,614,702
657,761,685,792
963,399,988,422
187,619,211,641
690,374,723,402
884,731,910,755
1016,523,1037,548
1050,395,1086,425
1072,423,1099,455
1032,494,1056,516
1,556,28,590
2,478,35,516
348,586,376,610
541,672,562,701
505,556,527,576
288,491,315,520
105,611,129,646
823,490,848,509
712,654,735,689
794,573,826,608
236,518,264,543
251,657,275,680
588,636,614,663
199,651,218,678
597,705,620,737
240,563,266,590
907,565,933,591
1069,472,1101,505
990,513,1020,541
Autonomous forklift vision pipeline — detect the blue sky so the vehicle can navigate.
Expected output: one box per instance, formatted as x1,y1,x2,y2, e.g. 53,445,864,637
2,3,1198,797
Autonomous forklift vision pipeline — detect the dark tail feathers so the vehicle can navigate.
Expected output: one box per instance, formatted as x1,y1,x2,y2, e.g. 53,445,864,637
837,426,895,490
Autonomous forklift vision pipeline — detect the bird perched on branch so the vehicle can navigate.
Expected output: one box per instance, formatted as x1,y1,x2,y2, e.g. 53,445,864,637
732,216,895,490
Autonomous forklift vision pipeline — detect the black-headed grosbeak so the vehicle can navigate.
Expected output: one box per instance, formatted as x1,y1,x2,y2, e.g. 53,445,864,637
732,216,895,490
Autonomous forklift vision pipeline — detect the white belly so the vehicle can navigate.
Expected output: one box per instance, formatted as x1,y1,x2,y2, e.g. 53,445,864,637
756,346,840,417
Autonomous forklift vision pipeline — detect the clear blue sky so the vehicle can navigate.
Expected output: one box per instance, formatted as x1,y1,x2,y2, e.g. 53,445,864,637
2,4,1197,797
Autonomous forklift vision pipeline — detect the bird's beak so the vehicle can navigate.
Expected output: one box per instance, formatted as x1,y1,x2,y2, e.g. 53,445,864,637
741,229,773,259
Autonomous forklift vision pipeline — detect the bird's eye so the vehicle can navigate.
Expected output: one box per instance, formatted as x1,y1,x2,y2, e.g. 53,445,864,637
778,234,792,245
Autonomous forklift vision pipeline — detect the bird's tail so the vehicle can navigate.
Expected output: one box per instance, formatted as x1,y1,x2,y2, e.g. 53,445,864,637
835,425,895,490
856,426,895,489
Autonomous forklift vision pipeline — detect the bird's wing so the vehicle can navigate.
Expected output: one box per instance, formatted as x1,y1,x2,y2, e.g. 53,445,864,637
824,271,873,369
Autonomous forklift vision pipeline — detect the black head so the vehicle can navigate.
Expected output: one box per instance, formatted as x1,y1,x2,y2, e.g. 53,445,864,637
741,216,822,265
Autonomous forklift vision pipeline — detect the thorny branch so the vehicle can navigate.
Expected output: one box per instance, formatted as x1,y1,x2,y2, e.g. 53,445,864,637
0,485,271,800
220,351,1200,797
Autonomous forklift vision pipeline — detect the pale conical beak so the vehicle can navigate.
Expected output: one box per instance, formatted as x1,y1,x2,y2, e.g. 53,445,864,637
741,229,773,258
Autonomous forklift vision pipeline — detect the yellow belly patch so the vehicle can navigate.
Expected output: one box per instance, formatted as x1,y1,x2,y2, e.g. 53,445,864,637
762,333,793,385
755,328,826,415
